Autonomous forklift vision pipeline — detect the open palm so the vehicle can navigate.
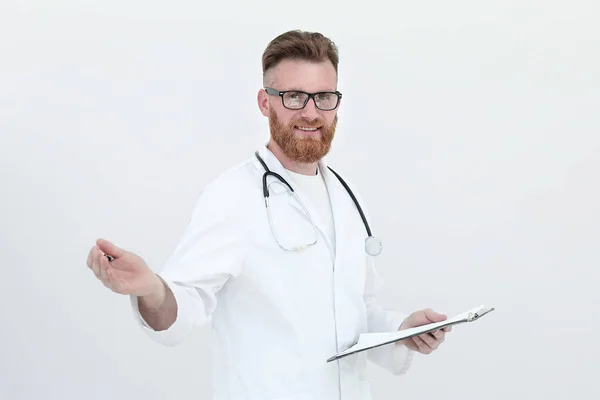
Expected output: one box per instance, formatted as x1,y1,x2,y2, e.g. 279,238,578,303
86,238,159,297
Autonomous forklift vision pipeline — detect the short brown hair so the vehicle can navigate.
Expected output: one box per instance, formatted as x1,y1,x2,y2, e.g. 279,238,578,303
261,30,339,85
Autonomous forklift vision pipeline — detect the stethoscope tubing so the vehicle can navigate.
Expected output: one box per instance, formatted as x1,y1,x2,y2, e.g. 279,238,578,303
255,151,381,255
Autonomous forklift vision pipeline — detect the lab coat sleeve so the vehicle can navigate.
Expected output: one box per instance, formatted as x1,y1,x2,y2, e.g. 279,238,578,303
129,179,249,347
364,257,414,375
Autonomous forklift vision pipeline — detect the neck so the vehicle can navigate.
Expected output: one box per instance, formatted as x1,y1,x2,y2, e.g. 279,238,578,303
267,139,319,176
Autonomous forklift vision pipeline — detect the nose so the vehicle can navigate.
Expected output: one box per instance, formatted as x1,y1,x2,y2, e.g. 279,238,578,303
300,98,320,120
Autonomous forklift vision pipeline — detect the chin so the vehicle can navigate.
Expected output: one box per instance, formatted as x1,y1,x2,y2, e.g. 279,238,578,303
294,132,322,141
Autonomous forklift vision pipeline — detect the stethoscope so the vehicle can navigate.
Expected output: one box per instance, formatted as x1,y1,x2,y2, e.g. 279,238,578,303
255,151,383,256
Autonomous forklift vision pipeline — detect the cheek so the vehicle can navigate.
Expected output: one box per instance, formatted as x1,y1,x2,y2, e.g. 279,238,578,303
324,113,337,125
282,112,302,126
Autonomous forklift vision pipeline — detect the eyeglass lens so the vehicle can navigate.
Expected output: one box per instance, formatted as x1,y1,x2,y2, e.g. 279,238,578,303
283,92,339,110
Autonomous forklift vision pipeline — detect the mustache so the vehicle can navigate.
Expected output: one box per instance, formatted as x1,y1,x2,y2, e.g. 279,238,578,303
290,119,324,128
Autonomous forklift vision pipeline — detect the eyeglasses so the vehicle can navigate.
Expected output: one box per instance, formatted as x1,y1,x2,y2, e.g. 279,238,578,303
264,87,342,111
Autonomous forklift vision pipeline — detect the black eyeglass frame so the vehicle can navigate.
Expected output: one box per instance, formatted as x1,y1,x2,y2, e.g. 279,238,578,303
264,87,343,111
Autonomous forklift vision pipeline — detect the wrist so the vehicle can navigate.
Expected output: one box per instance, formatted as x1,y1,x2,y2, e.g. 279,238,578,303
139,274,166,309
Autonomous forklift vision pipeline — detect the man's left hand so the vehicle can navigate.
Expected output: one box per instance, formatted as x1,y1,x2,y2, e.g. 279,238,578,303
398,309,451,355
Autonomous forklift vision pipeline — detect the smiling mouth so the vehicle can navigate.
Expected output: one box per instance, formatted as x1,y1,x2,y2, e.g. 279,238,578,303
295,126,321,132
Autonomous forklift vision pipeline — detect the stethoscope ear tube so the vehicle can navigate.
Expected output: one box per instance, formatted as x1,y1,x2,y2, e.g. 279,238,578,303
256,151,295,197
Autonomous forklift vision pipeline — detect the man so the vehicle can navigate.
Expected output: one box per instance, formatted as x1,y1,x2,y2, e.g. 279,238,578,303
86,30,451,400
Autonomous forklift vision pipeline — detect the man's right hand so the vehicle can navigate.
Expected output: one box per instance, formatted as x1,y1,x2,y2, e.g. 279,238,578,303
86,238,164,299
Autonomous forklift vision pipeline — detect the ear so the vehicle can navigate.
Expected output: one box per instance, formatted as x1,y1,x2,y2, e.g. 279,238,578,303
257,89,270,117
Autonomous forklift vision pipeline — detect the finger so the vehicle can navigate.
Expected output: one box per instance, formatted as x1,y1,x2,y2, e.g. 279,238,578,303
430,329,445,341
412,336,432,354
96,238,125,260
442,326,452,333
423,308,447,324
419,333,439,350
98,253,111,286
86,246,95,269
91,247,102,277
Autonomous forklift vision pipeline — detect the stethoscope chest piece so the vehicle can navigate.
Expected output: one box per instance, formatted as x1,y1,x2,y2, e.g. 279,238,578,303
365,236,383,256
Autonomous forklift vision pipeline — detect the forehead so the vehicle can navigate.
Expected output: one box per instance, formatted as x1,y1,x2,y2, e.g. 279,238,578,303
270,59,337,92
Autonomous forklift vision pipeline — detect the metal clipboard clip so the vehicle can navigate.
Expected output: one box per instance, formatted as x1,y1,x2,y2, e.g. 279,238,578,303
467,306,495,322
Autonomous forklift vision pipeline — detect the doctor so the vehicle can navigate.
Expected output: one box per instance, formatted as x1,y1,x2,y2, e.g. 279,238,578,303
87,30,451,400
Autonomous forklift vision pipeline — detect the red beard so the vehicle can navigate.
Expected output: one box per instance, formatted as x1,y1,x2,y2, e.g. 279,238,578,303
269,109,337,163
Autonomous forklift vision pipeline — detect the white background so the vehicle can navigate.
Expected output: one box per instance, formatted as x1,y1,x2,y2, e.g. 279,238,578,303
1,1,599,399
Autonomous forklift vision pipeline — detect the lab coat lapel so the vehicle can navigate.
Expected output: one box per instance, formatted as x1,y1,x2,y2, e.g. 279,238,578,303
290,183,336,261
318,158,352,264
254,146,336,260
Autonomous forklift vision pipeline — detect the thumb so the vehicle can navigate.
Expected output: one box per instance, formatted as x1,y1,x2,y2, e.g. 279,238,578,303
423,309,447,324
96,238,125,258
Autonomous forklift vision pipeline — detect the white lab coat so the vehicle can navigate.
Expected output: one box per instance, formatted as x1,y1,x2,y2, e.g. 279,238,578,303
130,145,414,400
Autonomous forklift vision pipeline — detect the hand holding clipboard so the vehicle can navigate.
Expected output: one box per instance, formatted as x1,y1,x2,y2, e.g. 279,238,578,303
327,304,495,362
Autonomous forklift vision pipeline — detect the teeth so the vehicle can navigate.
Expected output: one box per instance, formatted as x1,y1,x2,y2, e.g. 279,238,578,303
297,127,318,131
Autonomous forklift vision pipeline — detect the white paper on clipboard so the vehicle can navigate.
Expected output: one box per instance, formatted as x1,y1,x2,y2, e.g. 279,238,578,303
326,304,495,363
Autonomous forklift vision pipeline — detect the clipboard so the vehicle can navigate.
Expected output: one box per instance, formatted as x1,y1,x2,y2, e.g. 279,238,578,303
326,304,495,363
